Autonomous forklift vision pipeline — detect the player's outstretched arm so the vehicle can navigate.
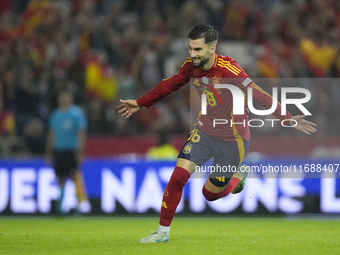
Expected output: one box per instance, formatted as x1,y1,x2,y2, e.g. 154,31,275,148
290,115,317,135
118,99,140,118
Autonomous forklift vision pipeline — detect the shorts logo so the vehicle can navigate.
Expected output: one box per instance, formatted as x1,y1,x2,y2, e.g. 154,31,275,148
216,176,226,182
183,144,193,154
164,189,169,196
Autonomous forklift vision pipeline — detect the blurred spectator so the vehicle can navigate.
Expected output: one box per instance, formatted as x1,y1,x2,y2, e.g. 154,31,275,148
87,99,107,135
23,117,45,155
147,131,179,161
13,67,39,136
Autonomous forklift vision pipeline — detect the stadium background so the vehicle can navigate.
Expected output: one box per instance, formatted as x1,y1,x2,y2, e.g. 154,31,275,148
0,0,339,216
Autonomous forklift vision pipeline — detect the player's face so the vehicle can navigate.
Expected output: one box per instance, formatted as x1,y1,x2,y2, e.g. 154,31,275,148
188,38,213,68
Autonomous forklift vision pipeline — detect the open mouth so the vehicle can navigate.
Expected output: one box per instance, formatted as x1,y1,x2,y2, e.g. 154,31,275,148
193,58,201,64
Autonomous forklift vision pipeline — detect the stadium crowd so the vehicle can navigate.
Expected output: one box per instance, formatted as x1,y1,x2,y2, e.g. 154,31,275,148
0,0,339,156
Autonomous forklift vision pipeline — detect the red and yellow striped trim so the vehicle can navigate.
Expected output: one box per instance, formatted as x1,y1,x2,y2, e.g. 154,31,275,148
181,58,192,68
213,54,218,67
217,59,241,75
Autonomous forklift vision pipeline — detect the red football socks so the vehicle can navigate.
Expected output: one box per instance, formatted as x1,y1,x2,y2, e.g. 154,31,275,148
202,177,240,201
159,166,190,226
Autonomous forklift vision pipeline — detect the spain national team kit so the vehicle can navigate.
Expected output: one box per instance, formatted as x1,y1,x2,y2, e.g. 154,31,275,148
137,53,292,184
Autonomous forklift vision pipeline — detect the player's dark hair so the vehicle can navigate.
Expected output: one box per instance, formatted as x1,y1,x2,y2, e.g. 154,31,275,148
188,24,218,44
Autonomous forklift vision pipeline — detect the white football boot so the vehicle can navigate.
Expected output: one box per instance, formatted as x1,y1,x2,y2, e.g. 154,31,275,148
139,230,169,243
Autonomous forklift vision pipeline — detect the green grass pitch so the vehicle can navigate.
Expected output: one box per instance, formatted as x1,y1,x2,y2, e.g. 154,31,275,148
0,216,339,255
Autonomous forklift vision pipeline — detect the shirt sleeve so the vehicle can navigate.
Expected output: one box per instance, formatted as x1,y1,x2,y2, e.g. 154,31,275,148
136,60,191,109
227,58,293,122
248,83,292,122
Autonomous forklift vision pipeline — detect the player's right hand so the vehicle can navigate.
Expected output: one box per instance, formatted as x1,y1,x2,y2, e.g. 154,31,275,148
118,99,140,118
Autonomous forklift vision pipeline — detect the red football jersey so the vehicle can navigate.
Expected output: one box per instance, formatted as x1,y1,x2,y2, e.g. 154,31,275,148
137,54,292,142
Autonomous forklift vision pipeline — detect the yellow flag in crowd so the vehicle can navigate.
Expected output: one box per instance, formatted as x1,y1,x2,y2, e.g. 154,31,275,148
85,61,117,101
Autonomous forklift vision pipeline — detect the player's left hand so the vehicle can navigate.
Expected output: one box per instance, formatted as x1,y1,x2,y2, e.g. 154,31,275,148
290,115,317,135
